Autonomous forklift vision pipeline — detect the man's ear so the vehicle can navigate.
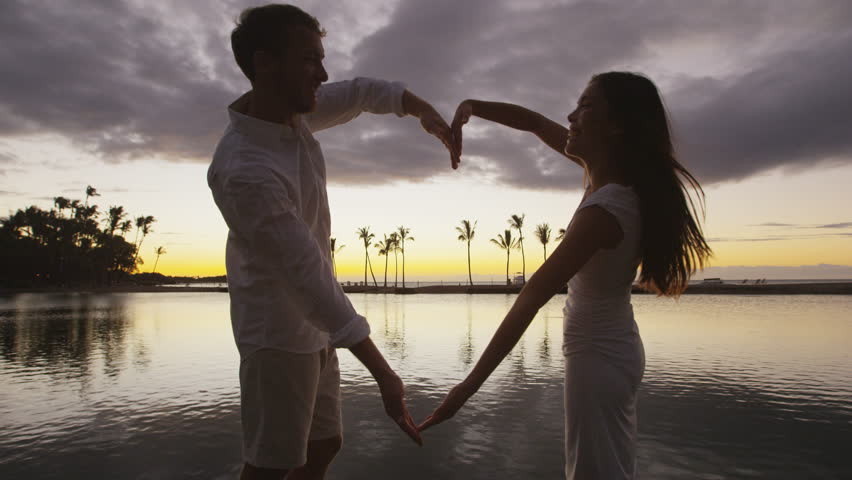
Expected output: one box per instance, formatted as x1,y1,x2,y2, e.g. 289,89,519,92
253,50,278,77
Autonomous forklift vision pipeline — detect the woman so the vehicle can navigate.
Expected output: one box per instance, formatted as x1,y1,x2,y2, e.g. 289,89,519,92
418,72,712,479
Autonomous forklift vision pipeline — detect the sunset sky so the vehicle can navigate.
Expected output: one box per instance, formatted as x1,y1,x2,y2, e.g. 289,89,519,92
2,0,851,281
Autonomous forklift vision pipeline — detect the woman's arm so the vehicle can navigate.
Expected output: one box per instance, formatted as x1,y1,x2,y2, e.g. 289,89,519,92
418,205,622,431
452,100,573,163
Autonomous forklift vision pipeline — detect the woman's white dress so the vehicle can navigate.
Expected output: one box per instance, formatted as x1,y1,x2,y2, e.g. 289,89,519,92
562,184,646,479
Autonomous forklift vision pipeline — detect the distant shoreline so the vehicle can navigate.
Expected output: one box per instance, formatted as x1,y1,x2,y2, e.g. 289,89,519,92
2,282,851,295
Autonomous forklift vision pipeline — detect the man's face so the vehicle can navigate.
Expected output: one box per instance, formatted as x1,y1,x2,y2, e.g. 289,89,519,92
267,26,329,114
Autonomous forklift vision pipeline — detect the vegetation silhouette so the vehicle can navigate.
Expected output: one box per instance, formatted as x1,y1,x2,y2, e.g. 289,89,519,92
0,186,157,287
535,223,552,261
456,219,477,286
491,229,520,285
396,225,414,288
376,233,397,288
330,237,344,278
357,226,378,287
152,246,167,274
509,214,526,283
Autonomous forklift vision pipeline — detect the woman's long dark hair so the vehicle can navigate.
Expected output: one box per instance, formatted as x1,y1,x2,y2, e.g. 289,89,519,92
592,71,712,296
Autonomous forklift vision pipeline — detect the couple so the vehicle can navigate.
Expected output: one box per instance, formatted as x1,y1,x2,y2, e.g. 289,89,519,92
207,4,712,480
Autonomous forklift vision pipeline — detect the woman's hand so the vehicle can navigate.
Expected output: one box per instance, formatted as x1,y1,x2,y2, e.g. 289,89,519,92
451,101,473,159
417,379,478,432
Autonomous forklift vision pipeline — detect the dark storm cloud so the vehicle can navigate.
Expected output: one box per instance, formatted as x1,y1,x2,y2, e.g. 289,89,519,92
1,0,851,190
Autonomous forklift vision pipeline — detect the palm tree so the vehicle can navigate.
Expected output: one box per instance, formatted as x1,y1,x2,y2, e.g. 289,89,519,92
84,185,100,207
132,215,156,268
53,197,70,218
456,219,477,286
330,237,345,278
389,232,400,286
375,234,394,287
556,228,566,241
491,229,519,285
118,220,133,238
356,227,378,286
535,223,552,261
152,246,167,273
105,206,126,236
509,214,526,282
396,226,414,288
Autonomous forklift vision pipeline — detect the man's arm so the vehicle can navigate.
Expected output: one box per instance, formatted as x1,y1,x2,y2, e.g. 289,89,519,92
349,337,422,445
305,78,458,168
216,166,421,443
220,170,369,345
402,90,458,169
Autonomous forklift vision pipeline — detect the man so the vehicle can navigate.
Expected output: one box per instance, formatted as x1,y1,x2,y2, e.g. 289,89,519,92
207,4,457,480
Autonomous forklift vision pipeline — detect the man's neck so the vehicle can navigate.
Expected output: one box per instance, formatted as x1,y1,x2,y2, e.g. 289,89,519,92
245,88,298,129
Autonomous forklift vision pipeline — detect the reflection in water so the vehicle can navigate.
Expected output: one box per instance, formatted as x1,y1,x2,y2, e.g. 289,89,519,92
0,294,141,380
459,295,475,368
0,293,850,479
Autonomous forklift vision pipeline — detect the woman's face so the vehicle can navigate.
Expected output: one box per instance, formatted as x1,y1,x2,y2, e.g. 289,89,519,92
564,81,615,163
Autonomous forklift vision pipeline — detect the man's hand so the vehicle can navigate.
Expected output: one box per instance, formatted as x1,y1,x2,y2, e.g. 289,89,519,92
417,380,477,432
402,90,460,169
348,337,422,446
451,101,473,159
377,371,423,446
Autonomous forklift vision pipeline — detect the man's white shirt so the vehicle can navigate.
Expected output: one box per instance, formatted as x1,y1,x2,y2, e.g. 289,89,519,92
208,78,407,358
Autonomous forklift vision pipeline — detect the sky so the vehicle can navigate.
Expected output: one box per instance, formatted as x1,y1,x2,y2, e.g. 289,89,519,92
1,0,851,281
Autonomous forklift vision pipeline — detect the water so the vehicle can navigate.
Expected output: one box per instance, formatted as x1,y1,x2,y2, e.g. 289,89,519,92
0,293,850,479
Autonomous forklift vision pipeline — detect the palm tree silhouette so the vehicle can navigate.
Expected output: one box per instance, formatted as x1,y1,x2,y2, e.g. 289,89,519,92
456,219,477,286
491,229,519,285
152,246,167,273
396,226,414,288
330,237,345,278
53,197,70,218
132,215,156,268
509,214,526,283
534,223,552,261
356,227,378,287
84,185,100,207
105,206,126,236
118,220,132,238
376,234,394,287
389,232,400,287
556,228,566,241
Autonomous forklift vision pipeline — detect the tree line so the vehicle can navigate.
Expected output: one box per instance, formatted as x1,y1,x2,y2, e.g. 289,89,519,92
331,215,566,287
0,186,164,288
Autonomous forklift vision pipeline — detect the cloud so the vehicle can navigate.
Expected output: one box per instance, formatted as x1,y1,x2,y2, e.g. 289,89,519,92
750,221,852,229
815,222,852,229
1,0,851,190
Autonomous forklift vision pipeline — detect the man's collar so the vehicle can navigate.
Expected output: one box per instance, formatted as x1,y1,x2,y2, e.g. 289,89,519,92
227,91,299,141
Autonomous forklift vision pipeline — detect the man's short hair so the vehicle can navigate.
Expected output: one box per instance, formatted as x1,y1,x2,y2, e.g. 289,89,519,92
231,4,325,82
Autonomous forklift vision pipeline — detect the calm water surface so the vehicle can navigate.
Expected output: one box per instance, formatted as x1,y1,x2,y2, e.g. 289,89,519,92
1,293,850,479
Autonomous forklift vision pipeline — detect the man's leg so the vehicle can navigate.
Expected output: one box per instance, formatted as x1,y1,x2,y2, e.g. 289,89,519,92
286,435,342,480
288,349,344,480
240,462,288,480
240,350,322,479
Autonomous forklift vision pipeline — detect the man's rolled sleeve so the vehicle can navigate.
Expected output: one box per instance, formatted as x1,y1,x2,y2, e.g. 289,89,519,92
221,173,370,348
306,77,407,133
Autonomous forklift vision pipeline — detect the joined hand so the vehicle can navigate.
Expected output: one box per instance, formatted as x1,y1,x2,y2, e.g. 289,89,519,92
378,373,423,446
418,108,460,170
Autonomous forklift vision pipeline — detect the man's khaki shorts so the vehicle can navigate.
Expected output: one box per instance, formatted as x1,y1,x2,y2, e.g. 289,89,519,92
239,347,342,470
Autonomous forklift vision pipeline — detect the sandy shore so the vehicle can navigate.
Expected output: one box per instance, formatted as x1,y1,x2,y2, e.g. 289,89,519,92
2,282,851,295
